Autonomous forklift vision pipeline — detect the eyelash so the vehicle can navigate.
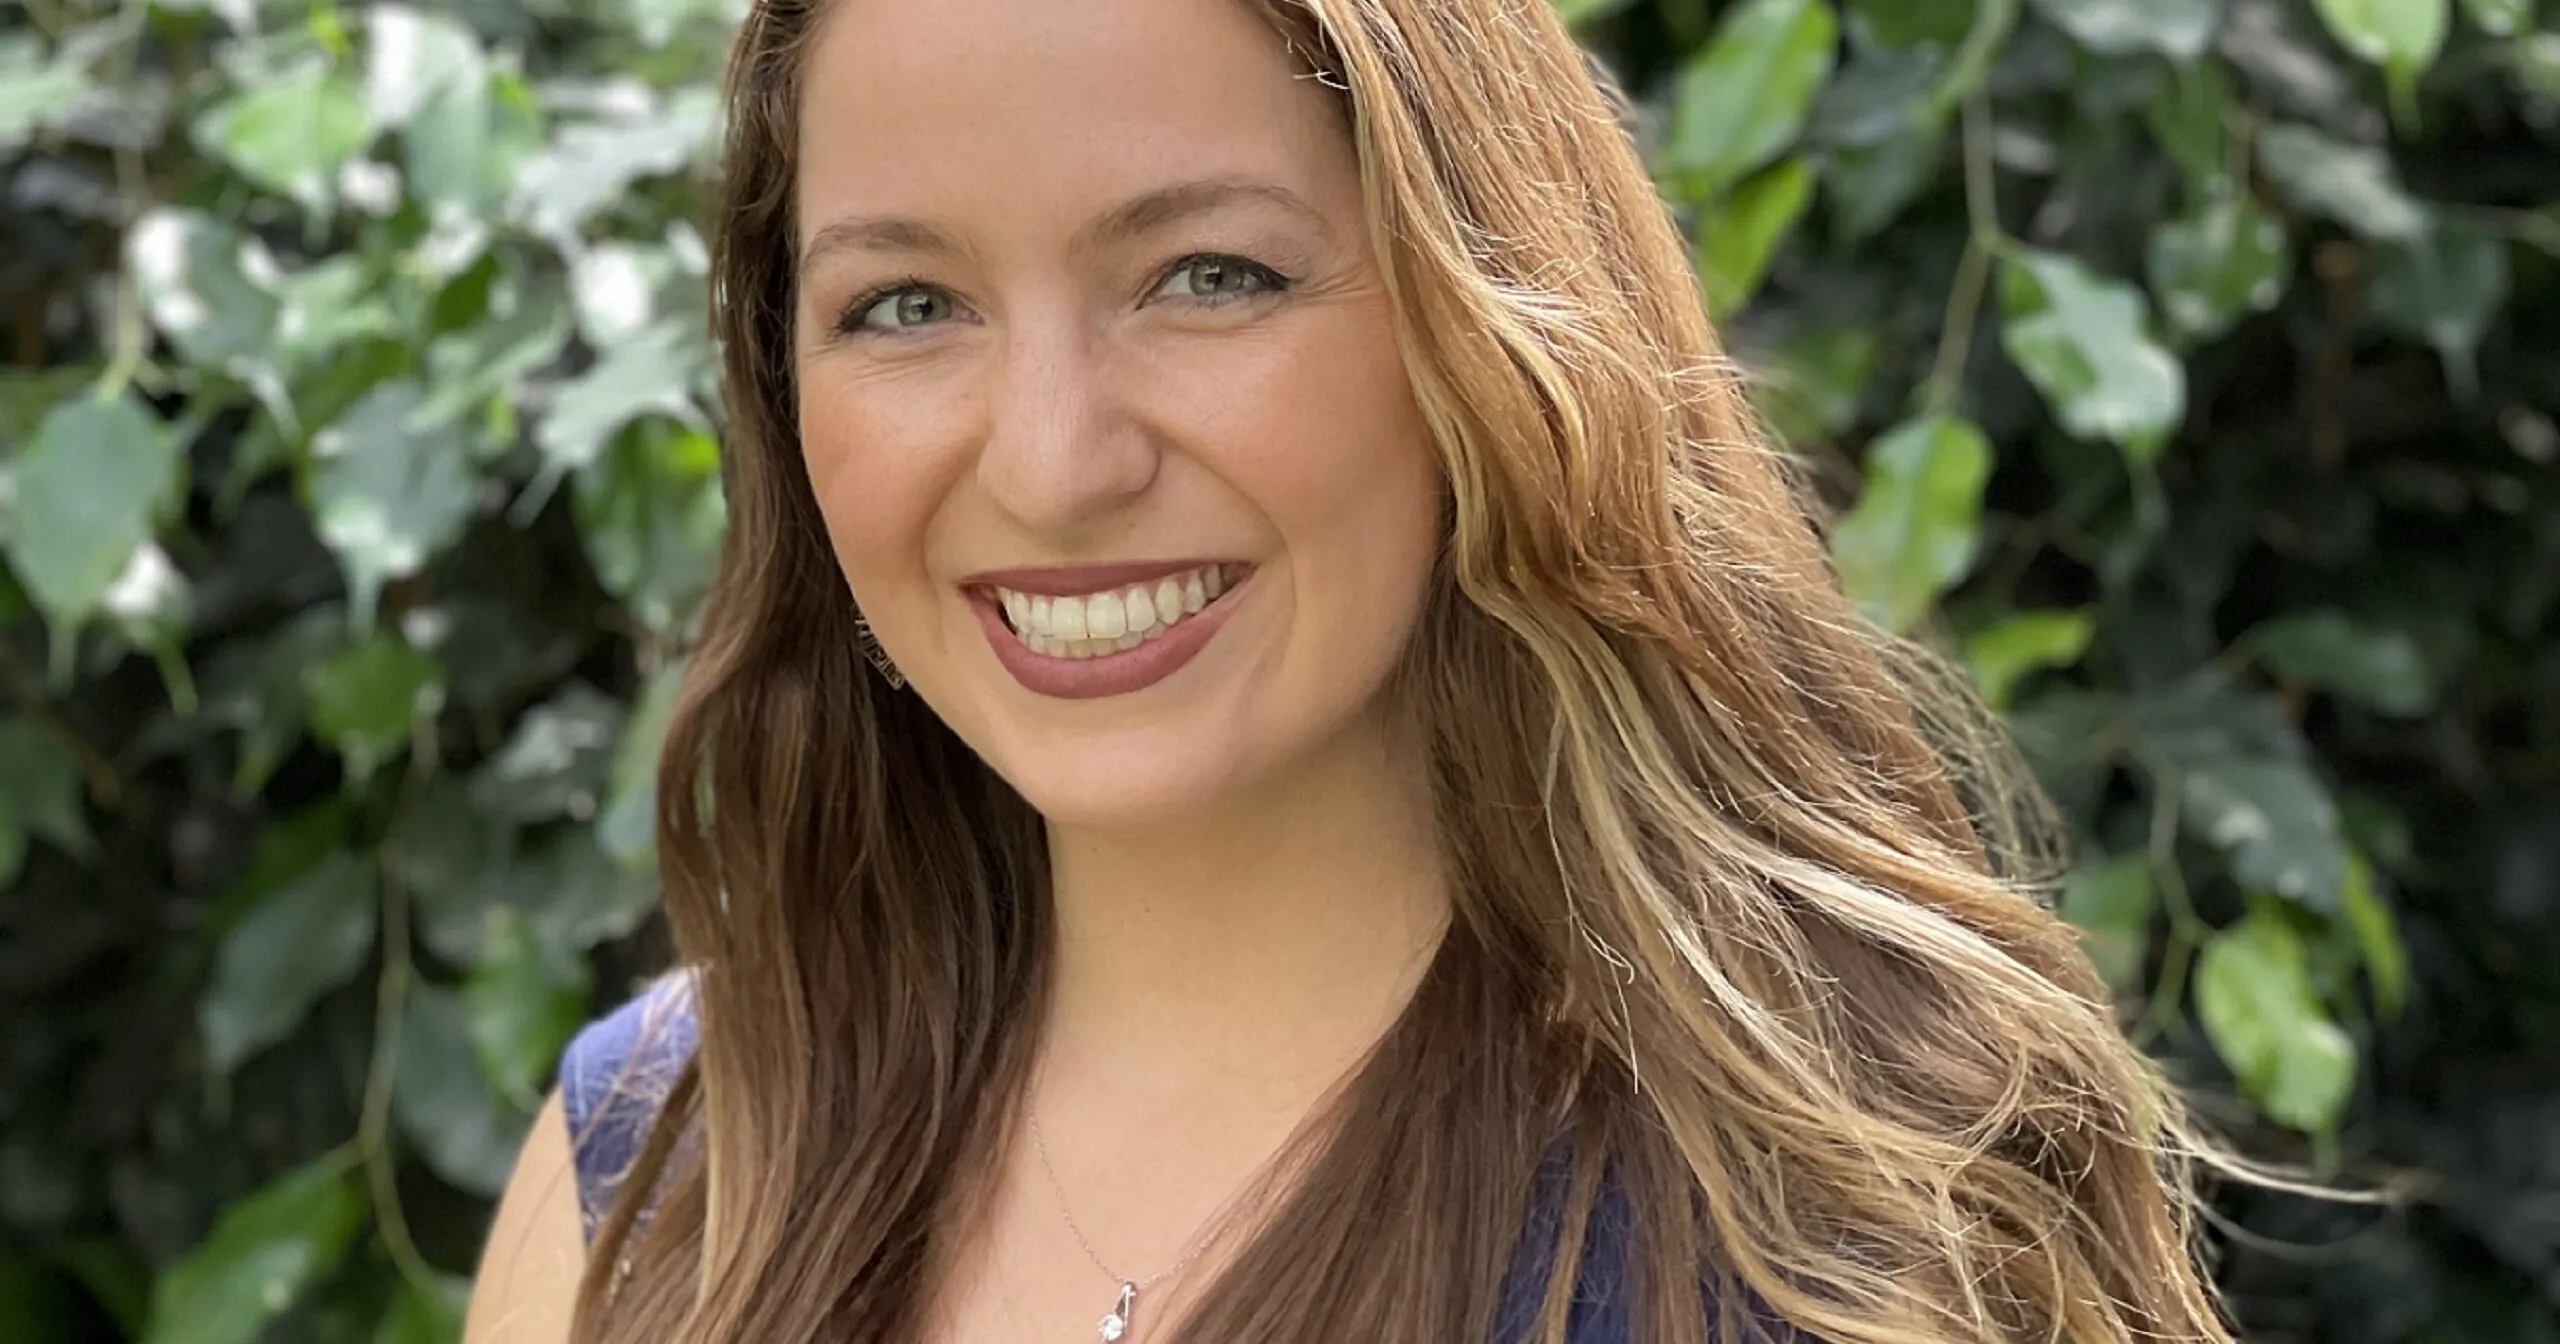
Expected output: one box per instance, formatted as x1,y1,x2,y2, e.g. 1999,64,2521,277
832,252,1295,338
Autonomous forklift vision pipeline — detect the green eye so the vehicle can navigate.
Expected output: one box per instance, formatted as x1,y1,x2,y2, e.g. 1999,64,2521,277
1159,255,1289,304
859,287,954,331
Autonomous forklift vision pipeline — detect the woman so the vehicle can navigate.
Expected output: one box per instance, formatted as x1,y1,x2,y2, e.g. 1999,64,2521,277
463,0,2246,1340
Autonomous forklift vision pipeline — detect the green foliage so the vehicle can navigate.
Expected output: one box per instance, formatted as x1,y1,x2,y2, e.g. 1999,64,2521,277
0,0,2552,1339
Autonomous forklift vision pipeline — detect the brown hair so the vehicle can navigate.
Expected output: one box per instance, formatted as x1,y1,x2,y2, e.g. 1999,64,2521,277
572,0,2256,1339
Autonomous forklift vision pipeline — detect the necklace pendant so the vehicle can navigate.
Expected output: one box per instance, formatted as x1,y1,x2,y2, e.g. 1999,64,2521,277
1098,1281,1137,1342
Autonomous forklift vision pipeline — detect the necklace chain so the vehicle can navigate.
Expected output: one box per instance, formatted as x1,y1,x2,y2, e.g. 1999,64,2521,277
1025,1107,1262,1294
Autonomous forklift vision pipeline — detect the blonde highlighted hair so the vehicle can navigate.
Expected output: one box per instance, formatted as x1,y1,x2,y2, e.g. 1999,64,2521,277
573,0,2255,1339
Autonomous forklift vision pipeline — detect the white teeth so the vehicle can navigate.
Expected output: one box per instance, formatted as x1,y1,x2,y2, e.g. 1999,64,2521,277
1051,595,1088,640
991,564,1243,660
1086,591,1126,640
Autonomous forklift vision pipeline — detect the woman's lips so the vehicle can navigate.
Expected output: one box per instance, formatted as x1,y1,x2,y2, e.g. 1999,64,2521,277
971,566,1252,700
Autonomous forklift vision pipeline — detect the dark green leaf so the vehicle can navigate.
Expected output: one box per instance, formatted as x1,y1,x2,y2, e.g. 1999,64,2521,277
1829,413,1993,632
2057,853,2155,993
2255,123,2426,240
537,323,709,476
1753,321,1880,448
309,380,480,626
373,1273,470,1344
574,423,725,634
3,393,183,633
194,63,378,209
599,657,687,870
392,984,534,1198
2249,609,2436,715
2030,0,2221,59
2367,217,2508,399
1664,0,1840,196
2457,0,2531,34
1999,251,2186,460
306,633,445,778
1963,608,2096,709
2144,60,2232,189
142,1156,365,1344
2180,756,2348,910
1843,0,1975,48
2147,194,2292,342
0,719,92,886
201,852,377,1075
2195,913,2357,1132
1696,157,1815,313
465,909,591,1109
1823,111,1945,239
468,682,626,826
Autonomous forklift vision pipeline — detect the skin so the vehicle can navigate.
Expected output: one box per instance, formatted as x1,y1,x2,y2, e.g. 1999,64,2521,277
467,0,1452,1337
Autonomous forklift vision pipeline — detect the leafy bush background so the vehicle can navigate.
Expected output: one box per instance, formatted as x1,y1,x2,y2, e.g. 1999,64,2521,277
0,0,2553,1338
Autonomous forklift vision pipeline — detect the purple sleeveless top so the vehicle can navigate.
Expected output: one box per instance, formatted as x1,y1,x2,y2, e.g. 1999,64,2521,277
557,978,1666,1343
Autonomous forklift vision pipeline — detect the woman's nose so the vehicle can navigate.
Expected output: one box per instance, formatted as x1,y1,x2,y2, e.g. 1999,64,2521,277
972,319,1159,535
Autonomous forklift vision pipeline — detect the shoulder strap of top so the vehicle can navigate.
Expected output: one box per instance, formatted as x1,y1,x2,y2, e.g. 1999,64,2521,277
558,971,698,1243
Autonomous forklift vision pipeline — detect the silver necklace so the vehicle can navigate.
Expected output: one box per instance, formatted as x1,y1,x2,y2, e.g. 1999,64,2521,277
1026,1108,1268,1342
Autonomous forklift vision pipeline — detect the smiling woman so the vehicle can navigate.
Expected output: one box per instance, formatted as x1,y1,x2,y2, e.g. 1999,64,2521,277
458,1,2251,1342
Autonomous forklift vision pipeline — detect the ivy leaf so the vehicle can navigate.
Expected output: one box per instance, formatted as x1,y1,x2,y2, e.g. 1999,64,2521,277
2147,194,2292,343
2030,0,2221,60
1695,157,1814,314
309,380,479,627
140,1156,365,1344
2057,853,2155,994
536,322,708,479
464,908,591,1109
2145,60,2232,190
306,633,445,779
2196,913,2357,1133
374,1273,470,1344
1999,251,2186,460
2256,123,2426,240
1664,0,1840,197
2367,217,2509,402
3,394,183,636
2337,852,2410,1018
2249,609,2436,715
200,852,377,1076
194,63,377,210
1824,112,1945,241
0,36,88,153
364,5,482,128
467,682,626,826
1829,413,1993,633
125,209,283,376
2180,756,2348,911
1963,608,2096,709
599,657,687,870
0,719,93,886
2310,0,2450,73
2457,0,2531,34
1843,0,1975,48
574,423,726,635
392,984,534,1198
507,88,720,244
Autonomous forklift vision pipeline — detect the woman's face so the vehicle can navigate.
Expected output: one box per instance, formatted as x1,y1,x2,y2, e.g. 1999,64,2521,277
792,0,1443,828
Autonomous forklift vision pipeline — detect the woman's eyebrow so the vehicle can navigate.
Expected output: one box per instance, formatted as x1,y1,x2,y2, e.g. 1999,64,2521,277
797,176,1331,279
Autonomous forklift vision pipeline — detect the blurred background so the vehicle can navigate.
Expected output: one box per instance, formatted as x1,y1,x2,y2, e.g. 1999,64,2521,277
0,0,2554,1339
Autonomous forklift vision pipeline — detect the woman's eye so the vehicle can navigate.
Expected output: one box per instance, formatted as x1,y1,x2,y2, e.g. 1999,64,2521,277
1155,255,1287,305
846,285,954,334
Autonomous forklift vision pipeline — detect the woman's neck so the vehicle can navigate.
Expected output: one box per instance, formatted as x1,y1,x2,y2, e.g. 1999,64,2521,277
1034,711,1452,1114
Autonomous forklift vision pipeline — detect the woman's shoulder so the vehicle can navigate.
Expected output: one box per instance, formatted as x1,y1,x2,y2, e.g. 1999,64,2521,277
557,969,700,1241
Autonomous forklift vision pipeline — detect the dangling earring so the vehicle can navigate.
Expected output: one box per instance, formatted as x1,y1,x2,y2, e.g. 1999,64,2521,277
854,612,907,690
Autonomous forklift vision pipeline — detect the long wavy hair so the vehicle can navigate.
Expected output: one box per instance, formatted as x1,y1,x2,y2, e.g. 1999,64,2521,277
570,0,2254,1340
